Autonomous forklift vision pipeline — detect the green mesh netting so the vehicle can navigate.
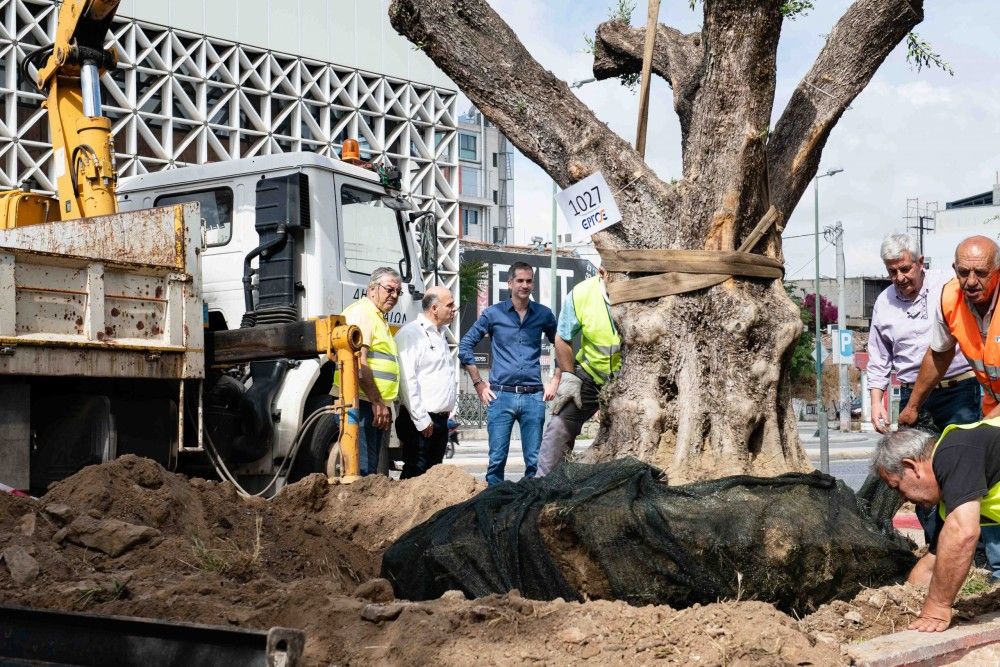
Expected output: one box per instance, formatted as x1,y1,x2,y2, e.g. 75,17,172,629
382,458,916,614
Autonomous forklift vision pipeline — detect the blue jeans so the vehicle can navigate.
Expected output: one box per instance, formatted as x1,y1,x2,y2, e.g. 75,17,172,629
486,390,546,486
900,377,982,433
983,525,1000,580
348,400,386,476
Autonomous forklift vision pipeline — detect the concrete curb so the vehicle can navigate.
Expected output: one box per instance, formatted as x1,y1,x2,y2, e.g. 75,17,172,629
846,612,1000,666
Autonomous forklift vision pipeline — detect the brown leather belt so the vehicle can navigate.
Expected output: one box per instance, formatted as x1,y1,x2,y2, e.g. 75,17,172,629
901,370,976,390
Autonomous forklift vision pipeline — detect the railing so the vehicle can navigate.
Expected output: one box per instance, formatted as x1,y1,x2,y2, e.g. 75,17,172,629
455,392,487,427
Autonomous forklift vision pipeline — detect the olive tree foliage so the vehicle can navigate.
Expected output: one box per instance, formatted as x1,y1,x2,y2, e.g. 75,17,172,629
389,0,925,481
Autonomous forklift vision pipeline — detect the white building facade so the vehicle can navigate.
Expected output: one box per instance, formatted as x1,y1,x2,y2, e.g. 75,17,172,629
925,184,1000,270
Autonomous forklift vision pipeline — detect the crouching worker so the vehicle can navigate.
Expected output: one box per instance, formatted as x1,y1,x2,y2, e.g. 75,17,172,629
537,268,620,476
874,419,1000,631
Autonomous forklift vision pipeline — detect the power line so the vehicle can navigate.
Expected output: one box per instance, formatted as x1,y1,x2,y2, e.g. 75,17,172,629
787,242,832,280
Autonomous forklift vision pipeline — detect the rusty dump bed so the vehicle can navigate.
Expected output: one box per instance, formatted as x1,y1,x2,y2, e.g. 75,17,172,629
0,204,204,379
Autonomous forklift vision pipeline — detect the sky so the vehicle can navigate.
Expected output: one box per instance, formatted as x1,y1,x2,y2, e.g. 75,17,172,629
468,0,1000,281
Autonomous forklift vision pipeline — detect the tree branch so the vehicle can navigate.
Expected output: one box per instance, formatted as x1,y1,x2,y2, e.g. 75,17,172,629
389,0,677,250
767,0,924,217
592,20,703,141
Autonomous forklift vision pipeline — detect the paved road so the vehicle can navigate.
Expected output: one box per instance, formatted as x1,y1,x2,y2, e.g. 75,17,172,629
443,423,880,492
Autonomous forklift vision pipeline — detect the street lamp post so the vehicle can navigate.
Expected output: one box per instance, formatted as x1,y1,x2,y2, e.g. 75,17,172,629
813,167,842,474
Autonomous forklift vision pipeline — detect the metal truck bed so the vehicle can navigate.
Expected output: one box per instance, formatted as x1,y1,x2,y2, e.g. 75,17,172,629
0,204,204,379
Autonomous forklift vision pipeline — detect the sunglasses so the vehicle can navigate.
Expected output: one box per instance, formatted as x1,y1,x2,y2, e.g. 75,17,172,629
378,283,403,297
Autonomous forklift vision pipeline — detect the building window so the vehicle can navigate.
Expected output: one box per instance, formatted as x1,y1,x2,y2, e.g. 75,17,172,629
492,190,498,204
492,152,498,168
459,133,477,161
460,166,480,198
462,208,479,236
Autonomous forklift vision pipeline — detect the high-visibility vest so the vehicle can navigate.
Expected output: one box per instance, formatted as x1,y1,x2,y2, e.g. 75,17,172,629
933,417,1000,525
336,297,399,402
572,276,621,386
941,279,1000,413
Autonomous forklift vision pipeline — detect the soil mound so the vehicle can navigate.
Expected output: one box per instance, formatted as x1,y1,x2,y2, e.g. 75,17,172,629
1,456,997,666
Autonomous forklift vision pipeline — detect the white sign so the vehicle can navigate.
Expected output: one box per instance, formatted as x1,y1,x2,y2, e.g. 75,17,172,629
811,345,830,365
555,171,622,238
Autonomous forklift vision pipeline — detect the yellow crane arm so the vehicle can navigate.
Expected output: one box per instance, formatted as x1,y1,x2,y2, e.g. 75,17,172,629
0,0,121,228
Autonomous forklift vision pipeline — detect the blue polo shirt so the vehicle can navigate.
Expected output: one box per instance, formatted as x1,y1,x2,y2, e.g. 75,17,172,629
459,299,557,387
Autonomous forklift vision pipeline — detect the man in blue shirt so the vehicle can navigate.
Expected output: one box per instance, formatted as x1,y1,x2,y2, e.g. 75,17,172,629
459,261,557,485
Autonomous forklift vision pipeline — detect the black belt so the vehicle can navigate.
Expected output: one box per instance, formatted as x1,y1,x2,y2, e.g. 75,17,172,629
490,384,543,394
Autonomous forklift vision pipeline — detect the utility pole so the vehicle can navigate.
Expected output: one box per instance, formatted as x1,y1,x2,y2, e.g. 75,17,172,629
905,198,937,259
824,221,849,433
550,179,558,379
813,168,842,474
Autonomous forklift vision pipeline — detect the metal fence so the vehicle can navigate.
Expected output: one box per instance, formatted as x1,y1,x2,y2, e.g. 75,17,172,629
455,392,486,428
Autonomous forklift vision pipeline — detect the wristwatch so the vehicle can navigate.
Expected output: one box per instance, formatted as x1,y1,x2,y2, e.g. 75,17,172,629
473,378,484,387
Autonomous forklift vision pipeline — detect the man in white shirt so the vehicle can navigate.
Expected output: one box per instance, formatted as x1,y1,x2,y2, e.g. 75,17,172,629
394,286,458,478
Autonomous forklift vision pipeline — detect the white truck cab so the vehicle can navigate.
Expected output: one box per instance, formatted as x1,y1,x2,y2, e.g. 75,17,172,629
118,152,427,329
116,152,431,486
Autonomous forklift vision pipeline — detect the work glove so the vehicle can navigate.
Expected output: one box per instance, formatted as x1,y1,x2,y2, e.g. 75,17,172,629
550,373,583,415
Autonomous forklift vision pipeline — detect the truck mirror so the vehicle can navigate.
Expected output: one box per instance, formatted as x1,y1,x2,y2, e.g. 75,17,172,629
409,211,438,274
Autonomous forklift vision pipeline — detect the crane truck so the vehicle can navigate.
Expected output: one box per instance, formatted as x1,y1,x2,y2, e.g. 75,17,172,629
0,0,435,496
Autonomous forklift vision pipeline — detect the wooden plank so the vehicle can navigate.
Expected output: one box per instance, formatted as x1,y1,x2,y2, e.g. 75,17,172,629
738,205,784,253
601,248,784,273
608,273,730,305
634,0,661,158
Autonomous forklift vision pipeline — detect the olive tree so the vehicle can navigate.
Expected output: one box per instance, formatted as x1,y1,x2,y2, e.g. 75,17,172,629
390,0,925,481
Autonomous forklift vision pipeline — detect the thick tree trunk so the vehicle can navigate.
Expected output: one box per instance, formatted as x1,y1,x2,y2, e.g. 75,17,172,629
389,0,923,481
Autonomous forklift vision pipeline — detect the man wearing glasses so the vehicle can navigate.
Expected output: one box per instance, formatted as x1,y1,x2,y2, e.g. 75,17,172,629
459,261,557,485
337,267,403,475
901,236,1000,426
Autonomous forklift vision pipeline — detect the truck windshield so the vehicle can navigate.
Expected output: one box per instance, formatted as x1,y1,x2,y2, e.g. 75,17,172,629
341,185,408,279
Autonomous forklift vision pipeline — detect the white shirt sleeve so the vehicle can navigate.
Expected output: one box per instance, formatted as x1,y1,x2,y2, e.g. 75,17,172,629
395,326,431,431
929,292,958,353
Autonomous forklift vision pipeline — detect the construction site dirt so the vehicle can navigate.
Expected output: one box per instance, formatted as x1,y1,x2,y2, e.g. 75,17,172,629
2,455,998,666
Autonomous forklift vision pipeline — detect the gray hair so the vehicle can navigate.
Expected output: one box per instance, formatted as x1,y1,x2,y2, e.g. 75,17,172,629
421,291,439,310
871,428,937,476
368,267,401,290
880,233,921,263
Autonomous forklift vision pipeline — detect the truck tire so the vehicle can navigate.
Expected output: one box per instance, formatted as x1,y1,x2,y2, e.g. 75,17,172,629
287,411,339,484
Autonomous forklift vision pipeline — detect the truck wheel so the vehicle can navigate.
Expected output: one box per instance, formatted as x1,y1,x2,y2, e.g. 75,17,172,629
287,412,339,484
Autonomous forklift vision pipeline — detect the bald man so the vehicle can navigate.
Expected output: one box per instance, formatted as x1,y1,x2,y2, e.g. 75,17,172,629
900,236,1000,426
394,286,458,478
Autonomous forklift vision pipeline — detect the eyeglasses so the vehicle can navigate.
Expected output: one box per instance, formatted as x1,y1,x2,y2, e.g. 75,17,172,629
378,283,403,297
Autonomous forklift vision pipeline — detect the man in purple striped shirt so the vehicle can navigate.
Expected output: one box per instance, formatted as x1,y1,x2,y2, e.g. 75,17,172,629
868,233,981,435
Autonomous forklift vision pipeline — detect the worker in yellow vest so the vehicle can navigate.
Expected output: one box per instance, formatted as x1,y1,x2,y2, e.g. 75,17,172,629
874,419,1000,633
337,267,401,475
537,268,620,476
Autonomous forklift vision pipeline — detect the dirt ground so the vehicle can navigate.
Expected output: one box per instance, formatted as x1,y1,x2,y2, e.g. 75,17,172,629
2,456,998,666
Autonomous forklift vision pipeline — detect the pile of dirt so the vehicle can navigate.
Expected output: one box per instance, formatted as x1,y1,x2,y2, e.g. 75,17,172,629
0,456,997,666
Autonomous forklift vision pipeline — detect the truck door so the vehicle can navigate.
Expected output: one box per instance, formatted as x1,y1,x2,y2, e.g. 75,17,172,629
335,179,418,326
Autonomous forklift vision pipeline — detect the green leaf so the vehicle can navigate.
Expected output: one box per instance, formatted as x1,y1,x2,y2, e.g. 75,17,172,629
906,32,955,76
458,259,489,307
